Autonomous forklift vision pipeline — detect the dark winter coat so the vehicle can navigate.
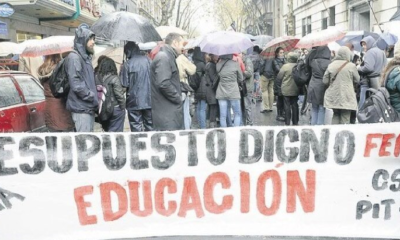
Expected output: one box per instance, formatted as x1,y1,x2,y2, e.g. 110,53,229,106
384,66,400,113
307,46,331,105
260,58,275,78
249,52,262,73
204,61,218,105
278,52,299,97
96,74,126,110
273,57,286,94
150,44,183,131
358,36,388,86
243,55,254,94
66,25,98,114
193,47,207,100
121,46,152,110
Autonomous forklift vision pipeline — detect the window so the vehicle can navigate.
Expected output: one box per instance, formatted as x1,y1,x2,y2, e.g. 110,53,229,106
322,10,328,30
302,16,311,36
14,76,44,103
329,6,336,26
0,77,22,108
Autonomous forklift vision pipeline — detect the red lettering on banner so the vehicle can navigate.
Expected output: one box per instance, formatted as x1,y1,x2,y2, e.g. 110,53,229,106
100,182,128,222
128,181,153,217
256,170,282,216
379,134,395,157
74,185,97,225
364,134,383,157
240,171,250,213
155,178,177,216
204,172,233,214
286,170,316,213
178,177,205,218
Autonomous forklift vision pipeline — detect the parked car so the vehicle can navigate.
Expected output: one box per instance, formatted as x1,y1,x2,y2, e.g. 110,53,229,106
0,71,46,132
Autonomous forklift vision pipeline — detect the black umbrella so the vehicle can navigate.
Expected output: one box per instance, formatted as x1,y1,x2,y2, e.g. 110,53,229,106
91,11,162,43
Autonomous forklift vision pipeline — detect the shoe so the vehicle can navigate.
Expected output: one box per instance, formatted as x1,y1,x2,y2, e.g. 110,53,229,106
276,116,285,122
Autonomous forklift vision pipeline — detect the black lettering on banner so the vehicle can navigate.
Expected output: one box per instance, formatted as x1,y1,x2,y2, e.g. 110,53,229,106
356,200,372,219
381,199,395,220
0,137,17,176
46,136,73,174
390,169,400,192
151,133,176,170
206,130,226,166
180,131,205,167
130,134,148,170
372,169,389,191
239,129,263,164
19,137,45,174
373,203,380,219
334,130,355,165
75,135,101,172
102,134,126,171
0,187,25,211
276,129,299,163
299,129,330,163
264,130,274,162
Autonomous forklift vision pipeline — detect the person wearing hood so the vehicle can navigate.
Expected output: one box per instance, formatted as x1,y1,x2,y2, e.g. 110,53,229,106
192,47,208,129
380,41,400,114
66,23,98,132
204,54,219,128
277,52,300,126
358,36,388,109
323,47,360,124
176,50,196,130
307,45,331,125
273,47,286,121
150,33,185,131
216,54,243,127
38,54,74,132
121,41,153,132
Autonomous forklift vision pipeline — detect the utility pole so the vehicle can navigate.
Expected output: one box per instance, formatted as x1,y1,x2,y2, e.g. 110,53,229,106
287,0,295,36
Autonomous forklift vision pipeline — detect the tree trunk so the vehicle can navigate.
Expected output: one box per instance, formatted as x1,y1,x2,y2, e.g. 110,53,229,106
160,0,177,26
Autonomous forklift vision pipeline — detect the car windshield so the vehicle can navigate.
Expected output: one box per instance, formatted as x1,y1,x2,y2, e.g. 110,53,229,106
13,75,45,103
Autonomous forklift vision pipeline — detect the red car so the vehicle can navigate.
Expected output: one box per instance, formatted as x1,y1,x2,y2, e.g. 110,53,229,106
0,71,46,132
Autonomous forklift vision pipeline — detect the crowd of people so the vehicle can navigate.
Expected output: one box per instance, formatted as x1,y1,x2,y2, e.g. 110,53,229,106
37,24,400,133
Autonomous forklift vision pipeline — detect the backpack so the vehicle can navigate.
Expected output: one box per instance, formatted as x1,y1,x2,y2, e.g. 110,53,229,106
188,71,201,91
97,75,115,122
49,51,81,98
357,88,399,123
292,58,310,90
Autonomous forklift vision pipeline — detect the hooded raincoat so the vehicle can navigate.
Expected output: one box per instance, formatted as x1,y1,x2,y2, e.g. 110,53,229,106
66,24,98,114
150,44,183,131
323,47,360,111
358,36,388,86
121,44,152,111
307,46,331,105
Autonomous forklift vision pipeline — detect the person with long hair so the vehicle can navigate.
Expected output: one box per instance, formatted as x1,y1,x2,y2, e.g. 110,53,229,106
97,57,126,132
38,54,74,132
381,44,400,113
273,47,286,121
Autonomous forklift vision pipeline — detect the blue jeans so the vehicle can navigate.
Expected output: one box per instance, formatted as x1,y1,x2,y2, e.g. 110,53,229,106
196,100,207,129
219,100,241,127
311,104,325,125
183,96,191,129
72,112,95,132
359,85,368,110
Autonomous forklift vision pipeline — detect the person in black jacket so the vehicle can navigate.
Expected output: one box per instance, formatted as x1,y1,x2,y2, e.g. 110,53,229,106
193,47,207,129
273,47,286,121
66,23,98,132
96,57,126,132
121,41,153,132
205,54,219,128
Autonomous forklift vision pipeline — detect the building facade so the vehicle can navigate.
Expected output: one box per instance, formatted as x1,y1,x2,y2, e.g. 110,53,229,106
0,0,140,42
137,0,162,26
279,0,400,37
243,0,282,37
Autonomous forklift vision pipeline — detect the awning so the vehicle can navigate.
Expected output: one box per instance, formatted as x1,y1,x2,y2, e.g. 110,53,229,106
390,8,400,21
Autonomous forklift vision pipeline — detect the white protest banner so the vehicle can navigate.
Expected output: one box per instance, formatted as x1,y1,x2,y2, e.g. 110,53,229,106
0,124,400,240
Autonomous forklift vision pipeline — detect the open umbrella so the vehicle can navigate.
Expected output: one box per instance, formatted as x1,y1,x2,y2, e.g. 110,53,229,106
379,32,398,47
199,31,253,55
91,11,162,43
184,35,205,50
253,35,274,48
336,31,380,52
20,36,74,57
139,42,157,51
261,36,300,58
0,42,24,56
296,27,346,49
156,26,188,39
